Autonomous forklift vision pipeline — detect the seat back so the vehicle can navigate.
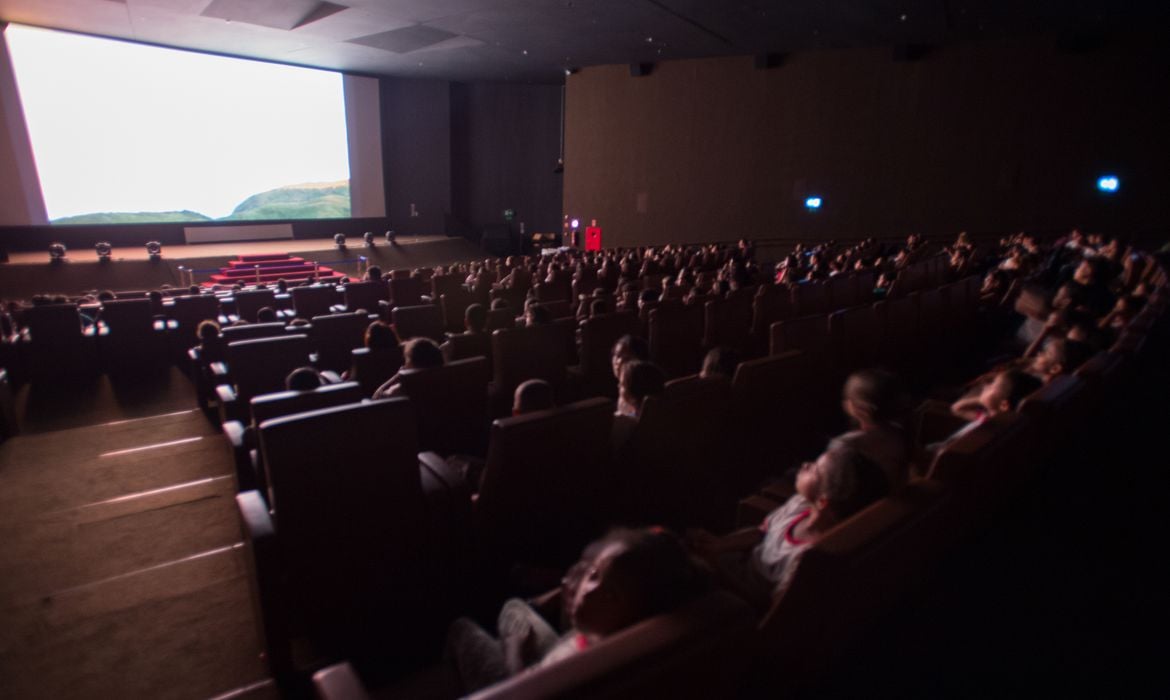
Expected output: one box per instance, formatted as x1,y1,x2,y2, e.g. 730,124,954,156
536,299,574,320
234,289,277,322
492,324,569,401
618,376,733,528
349,346,405,397
443,331,492,364
578,312,640,398
769,313,831,359
396,357,491,456
828,303,883,372
485,308,516,332
170,295,222,345
308,312,370,373
439,289,477,333
705,293,754,354
226,334,313,404
257,399,428,645
751,285,795,340
469,591,756,700
649,303,705,378
390,277,424,308
291,285,338,321
249,381,365,426
476,398,615,565
342,280,389,313
392,304,445,342
100,298,154,334
730,351,822,488
23,303,83,345
758,481,948,694
882,293,921,367
792,282,828,315
222,322,288,343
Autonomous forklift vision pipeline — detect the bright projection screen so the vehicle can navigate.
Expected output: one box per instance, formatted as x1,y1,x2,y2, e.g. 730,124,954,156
4,25,373,225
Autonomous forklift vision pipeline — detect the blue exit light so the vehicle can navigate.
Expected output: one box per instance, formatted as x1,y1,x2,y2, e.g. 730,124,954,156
805,196,823,210
1097,175,1119,193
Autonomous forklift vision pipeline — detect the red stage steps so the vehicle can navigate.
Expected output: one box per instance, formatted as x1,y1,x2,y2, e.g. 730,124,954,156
205,254,349,286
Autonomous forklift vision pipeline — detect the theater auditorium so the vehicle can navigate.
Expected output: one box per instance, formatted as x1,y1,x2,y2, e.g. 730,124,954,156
0,2,1167,698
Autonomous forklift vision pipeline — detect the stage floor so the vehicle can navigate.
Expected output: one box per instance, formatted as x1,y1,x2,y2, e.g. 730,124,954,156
4,235,452,264
0,235,488,298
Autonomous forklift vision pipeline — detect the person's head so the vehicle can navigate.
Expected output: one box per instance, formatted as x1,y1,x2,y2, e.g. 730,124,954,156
513,379,555,415
978,369,1043,416
566,528,707,637
1073,258,1101,286
589,297,612,317
637,288,660,310
97,289,116,302
795,440,890,523
618,360,666,417
402,337,444,370
464,303,487,333
276,279,288,293
196,319,221,343
364,321,399,350
842,369,907,428
611,334,650,380
188,285,202,295
365,265,382,282
1031,337,1093,379
490,297,509,311
285,366,323,392
700,347,739,380
256,307,277,324
526,303,553,326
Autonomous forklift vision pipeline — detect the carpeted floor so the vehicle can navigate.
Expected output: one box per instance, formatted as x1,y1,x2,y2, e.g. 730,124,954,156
0,374,276,700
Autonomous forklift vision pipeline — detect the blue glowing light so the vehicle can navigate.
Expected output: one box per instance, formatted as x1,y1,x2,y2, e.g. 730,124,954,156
1097,175,1119,193
805,196,823,210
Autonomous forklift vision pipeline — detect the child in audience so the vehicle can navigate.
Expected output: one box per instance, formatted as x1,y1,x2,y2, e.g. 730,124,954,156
513,379,555,415
699,347,739,381
836,369,911,493
938,368,1043,452
610,334,649,382
446,527,708,693
1029,337,1094,382
285,366,324,391
256,307,278,324
195,319,226,363
373,337,444,398
686,440,888,608
612,360,666,450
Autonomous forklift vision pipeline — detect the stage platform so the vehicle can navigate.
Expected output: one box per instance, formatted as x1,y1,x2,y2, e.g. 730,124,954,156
0,235,488,298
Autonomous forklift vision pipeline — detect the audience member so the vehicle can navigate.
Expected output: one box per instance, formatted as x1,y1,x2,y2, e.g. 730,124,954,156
513,379,555,415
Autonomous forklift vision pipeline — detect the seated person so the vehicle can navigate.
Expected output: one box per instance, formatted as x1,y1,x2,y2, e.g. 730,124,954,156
194,319,226,364
342,321,399,381
459,303,488,336
940,368,1043,448
256,306,278,324
513,379,555,416
686,440,888,608
373,337,444,398
612,360,666,450
285,366,324,392
1030,337,1094,382
610,334,650,382
446,527,708,693
525,303,553,327
835,369,911,492
699,346,739,381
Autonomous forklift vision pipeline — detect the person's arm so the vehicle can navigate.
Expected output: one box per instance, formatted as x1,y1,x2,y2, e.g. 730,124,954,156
372,373,401,399
687,526,763,557
950,396,985,421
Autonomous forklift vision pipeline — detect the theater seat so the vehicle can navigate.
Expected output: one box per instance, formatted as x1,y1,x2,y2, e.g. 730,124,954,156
392,304,445,342
490,324,570,415
223,381,365,494
97,298,166,371
169,294,222,348
574,312,639,399
476,398,615,568
348,347,405,398
341,280,389,315
308,312,370,373
441,332,492,365
649,303,705,379
237,398,469,690
291,285,339,321
221,322,289,343
18,303,96,380
395,356,491,456
390,277,425,308
233,289,277,323
439,290,477,333
214,334,313,423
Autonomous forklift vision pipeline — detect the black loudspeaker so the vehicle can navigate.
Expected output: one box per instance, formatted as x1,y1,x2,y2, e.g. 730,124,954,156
754,53,785,70
629,62,654,77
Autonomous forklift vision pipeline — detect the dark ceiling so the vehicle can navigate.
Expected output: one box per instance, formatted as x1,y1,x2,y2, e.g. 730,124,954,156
0,0,1166,83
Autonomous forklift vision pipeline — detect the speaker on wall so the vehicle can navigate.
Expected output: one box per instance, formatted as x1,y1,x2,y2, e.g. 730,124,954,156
754,53,785,70
629,62,654,77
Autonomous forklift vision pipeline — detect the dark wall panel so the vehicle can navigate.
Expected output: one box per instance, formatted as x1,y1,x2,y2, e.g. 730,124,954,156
564,38,1170,248
379,77,452,237
450,82,562,238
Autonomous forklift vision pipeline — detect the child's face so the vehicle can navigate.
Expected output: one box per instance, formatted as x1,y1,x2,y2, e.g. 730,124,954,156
979,373,1013,415
570,542,633,635
796,451,831,504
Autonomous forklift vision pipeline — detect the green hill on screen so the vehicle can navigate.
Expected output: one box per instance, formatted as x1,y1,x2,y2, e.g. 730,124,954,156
222,180,351,221
51,210,213,225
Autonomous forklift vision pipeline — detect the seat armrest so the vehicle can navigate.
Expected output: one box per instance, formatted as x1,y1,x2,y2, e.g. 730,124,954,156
223,420,259,491
237,489,274,540
210,361,230,378
313,662,371,700
236,490,294,683
419,451,467,492
217,385,242,424
188,346,202,363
